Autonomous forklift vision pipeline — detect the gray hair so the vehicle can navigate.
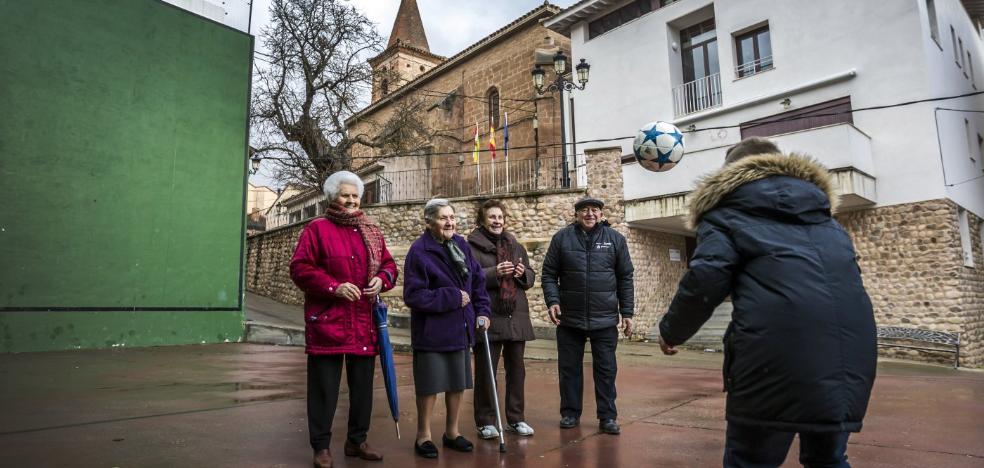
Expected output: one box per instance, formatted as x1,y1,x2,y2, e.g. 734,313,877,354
322,171,364,200
423,198,454,225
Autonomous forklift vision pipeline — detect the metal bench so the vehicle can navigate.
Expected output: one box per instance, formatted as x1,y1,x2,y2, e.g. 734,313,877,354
876,326,960,368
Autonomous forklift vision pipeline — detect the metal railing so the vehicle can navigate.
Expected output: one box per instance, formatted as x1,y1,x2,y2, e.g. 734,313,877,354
735,55,773,78
672,73,723,117
368,155,574,204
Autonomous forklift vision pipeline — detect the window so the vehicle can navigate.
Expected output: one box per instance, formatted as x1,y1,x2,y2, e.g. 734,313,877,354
968,51,975,84
303,204,317,219
978,134,984,171
926,0,940,43
674,18,721,115
959,38,966,75
967,119,975,163
735,25,772,78
588,0,674,39
681,19,719,83
740,96,853,138
952,26,959,64
381,78,389,96
958,208,974,267
362,180,380,205
487,87,500,129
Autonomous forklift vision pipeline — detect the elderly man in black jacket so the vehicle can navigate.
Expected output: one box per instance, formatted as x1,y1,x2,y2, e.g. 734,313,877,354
659,137,876,468
542,196,634,435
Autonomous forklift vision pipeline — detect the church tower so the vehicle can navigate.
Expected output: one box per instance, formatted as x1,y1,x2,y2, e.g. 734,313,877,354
369,0,444,102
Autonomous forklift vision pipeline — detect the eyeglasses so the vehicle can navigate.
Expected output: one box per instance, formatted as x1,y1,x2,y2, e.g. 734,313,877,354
577,207,602,214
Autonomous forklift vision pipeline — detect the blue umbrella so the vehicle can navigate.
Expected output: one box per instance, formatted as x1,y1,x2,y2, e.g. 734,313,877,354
372,298,401,439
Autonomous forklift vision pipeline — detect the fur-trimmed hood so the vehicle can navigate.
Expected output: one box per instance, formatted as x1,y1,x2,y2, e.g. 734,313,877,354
687,153,839,229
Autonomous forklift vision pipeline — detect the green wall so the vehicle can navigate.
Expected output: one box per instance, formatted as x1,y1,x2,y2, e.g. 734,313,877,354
0,0,252,351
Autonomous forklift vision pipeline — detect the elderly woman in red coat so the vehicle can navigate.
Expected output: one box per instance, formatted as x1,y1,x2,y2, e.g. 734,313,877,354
290,170,398,468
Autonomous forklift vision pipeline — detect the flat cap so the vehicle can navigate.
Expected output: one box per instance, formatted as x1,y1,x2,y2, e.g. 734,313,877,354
574,196,604,211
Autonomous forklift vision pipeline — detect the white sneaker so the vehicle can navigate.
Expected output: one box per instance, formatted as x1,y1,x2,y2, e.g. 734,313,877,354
477,425,499,439
506,421,535,436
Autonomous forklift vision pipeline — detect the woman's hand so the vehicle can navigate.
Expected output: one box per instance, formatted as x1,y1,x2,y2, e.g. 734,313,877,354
495,261,515,277
460,290,471,307
363,277,383,298
513,262,525,278
334,283,361,302
477,316,490,330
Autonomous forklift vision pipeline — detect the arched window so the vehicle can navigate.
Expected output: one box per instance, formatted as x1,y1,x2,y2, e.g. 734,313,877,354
487,87,500,128
381,78,389,96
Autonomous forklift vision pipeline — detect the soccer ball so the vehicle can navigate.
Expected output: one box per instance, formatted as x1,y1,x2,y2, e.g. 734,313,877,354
632,121,685,172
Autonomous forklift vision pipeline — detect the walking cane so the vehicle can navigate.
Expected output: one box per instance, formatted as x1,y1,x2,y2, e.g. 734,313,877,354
481,328,507,453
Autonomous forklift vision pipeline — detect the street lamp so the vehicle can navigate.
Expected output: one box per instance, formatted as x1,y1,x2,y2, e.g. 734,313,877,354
532,52,590,188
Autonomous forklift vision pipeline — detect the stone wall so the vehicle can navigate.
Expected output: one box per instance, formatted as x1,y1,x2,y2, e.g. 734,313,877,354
837,200,984,367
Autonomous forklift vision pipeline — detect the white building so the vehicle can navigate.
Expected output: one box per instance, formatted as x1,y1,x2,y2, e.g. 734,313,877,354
547,0,984,366
161,0,254,33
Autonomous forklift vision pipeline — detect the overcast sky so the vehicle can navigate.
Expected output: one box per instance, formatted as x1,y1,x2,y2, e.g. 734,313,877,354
251,0,579,56
249,0,579,188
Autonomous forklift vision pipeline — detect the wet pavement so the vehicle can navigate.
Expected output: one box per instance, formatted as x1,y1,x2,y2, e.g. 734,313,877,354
1,343,982,467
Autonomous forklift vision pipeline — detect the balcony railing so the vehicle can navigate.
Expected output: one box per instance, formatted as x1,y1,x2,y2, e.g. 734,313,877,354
370,155,574,204
735,55,773,78
672,73,723,117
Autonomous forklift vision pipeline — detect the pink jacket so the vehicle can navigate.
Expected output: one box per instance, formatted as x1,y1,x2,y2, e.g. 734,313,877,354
290,218,398,356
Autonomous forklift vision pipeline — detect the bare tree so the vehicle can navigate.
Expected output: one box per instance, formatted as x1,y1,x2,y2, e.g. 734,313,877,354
251,0,382,189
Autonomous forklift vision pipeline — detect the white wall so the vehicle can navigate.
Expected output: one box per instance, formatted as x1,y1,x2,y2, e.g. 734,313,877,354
563,0,984,216
161,0,253,33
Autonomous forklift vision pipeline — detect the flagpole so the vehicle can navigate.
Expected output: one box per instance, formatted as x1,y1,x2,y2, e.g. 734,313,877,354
474,121,480,194
491,125,496,194
504,112,510,191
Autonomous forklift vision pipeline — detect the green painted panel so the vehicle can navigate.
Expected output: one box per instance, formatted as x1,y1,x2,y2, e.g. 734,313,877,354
0,0,252,310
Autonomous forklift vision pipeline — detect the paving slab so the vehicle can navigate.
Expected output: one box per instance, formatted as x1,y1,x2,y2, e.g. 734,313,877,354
2,342,982,467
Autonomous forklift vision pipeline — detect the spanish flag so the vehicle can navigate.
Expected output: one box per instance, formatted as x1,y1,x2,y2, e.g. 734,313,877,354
489,125,497,160
473,122,480,163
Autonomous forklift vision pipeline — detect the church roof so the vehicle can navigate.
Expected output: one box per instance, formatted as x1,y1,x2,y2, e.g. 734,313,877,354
387,0,429,51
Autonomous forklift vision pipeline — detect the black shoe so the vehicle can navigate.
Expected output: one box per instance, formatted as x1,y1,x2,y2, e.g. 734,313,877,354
442,434,474,452
559,416,579,429
599,419,620,435
414,440,438,458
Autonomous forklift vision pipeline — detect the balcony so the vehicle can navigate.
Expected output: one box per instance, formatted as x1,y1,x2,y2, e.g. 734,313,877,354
672,73,723,117
735,55,773,79
625,123,878,233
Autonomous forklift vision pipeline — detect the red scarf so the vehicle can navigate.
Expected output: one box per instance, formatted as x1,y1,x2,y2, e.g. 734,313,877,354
323,202,384,284
480,226,518,314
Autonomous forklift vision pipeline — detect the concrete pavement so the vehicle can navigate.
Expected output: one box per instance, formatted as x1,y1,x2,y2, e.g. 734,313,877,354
2,338,982,467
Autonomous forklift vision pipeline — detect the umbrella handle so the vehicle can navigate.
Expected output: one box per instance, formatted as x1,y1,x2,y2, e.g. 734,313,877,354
481,328,507,453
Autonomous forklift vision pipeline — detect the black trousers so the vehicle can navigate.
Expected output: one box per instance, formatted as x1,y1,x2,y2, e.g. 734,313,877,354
474,339,527,426
724,422,851,468
307,354,375,451
556,325,618,420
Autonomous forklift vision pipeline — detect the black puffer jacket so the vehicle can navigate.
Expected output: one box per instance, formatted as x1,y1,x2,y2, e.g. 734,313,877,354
659,153,876,433
542,221,634,331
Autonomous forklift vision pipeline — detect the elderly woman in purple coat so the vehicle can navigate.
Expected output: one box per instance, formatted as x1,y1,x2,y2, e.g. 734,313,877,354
403,198,491,459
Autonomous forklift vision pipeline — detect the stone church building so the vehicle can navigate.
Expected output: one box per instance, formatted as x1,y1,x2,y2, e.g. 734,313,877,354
344,0,574,202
